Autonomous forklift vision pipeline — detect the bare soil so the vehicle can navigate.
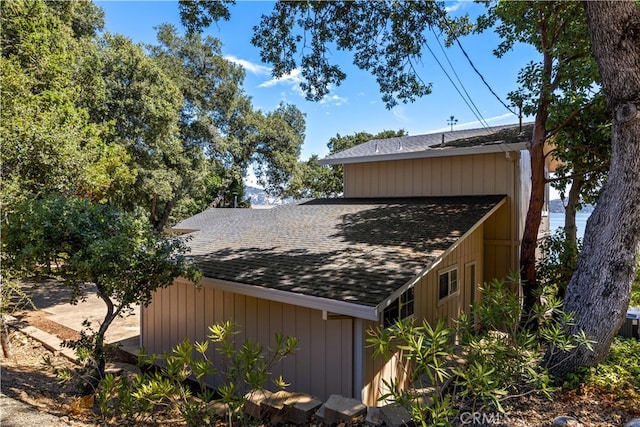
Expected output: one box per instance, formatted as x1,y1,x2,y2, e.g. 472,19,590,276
1,328,99,426
2,313,640,427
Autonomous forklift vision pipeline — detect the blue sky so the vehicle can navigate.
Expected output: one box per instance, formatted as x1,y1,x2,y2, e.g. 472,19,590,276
96,1,539,173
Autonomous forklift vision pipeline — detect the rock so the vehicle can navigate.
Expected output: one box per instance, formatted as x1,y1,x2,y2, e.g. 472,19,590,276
380,404,416,427
282,393,322,424
244,389,273,419
208,401,229,418
365,407,384,427
624,419,640,427
260,390,322,424
320,394,367,425
553,415,582,427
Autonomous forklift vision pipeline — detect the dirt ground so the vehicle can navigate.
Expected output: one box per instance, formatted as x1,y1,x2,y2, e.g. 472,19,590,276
1,328,100,426
2,323,640,426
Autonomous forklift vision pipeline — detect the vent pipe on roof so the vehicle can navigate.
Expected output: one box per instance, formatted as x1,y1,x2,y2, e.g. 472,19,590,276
398,140,403,150
375,143,379,153
441,134,445,147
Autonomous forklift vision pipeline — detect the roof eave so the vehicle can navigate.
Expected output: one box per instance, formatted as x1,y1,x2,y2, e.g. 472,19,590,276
175,276,380,321
319,142,527,166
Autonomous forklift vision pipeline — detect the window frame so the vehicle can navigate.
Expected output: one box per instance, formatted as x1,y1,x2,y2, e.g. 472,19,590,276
382,286,415,328
438,266,459,303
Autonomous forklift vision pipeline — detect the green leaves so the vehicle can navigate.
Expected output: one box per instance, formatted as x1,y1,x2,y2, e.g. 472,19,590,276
101,322,298,425
250,1,450,108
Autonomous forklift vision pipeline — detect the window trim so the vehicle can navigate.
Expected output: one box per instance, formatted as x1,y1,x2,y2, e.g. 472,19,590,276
382,286,415,328
437,266,459,304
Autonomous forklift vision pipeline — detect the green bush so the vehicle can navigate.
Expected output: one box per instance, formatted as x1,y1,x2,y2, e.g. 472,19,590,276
536,229,582,294
95,321,298,426
368,275,593,427
631,257,640,307
564,337,640,405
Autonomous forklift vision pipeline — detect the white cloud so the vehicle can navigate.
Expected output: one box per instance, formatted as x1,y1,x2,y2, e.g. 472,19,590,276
320,93,348,107
224,55,271,76
258,68,303,88
392,106,410,122
445,1,466,13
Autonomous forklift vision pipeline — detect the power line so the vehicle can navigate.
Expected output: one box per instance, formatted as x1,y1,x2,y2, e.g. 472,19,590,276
434,7,518,116
423,33,491,130
453,37,517,116
431,28,491,129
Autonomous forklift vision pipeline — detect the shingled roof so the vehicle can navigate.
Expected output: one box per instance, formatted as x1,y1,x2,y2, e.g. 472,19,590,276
176,195,506,318
320,123,533,165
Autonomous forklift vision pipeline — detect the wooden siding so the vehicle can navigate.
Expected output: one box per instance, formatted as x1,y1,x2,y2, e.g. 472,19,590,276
362,225,484,406
344,154,512,198
142,280,354,401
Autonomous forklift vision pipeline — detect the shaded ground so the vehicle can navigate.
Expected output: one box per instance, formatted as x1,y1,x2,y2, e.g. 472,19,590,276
1,329,99,426
2,279,639,426
13,280,140,346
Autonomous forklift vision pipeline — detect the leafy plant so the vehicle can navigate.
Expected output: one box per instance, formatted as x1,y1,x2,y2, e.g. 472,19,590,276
3,196,201,387
0,275,35,358
367,274,596,425
631,257,640,307
563,337,640,406
367,319,457,426
95,322,298,426
536,229,582,295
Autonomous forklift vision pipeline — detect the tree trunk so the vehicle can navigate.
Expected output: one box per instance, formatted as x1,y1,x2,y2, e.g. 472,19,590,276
564,174,583,244
1,318,14,358
521,95,551,312
93,288,118,383
547,0,640,377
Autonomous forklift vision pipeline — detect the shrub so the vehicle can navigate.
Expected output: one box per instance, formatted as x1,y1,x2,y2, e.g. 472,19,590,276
563,336,640,406
95,321,298,426
368,275,594,426
536,229,582,295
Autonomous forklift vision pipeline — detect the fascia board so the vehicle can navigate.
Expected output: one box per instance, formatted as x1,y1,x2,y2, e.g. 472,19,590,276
319,143,528,165
174,276,379,321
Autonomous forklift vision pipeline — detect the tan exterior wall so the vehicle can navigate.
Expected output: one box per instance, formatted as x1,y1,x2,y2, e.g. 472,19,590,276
142,280,354,402
362,225,484,406
344,154,512,198
344,153,521,281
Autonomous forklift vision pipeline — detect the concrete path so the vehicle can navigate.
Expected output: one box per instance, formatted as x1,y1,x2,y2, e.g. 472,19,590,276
16,280,141,355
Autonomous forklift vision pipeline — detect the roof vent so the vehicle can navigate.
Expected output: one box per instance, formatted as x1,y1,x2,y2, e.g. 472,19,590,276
397,140,403,150
441,134,445,147
375,143,379,153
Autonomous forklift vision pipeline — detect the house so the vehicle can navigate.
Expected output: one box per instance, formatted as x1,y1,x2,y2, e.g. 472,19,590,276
141,123,547,406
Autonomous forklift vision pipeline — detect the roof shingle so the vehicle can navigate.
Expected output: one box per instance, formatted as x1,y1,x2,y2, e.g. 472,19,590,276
320,123,533,165
176,196,505,308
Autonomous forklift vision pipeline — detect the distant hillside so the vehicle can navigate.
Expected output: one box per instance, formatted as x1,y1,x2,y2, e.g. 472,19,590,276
549,199,595,214
245,186,293,206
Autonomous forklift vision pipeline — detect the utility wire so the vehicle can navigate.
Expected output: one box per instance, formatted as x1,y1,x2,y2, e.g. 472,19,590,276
434,6,518,117
431,28,491,130
423,32,491,130
453,37,517,116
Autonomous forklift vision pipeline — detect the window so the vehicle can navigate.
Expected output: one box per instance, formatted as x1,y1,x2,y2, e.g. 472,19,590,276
438,267,458,300
383,287,414,327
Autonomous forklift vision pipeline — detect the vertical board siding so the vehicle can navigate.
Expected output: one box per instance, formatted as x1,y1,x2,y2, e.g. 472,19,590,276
344,153,513,198
142,281,353,402
362,225,485,406
343,152,520,285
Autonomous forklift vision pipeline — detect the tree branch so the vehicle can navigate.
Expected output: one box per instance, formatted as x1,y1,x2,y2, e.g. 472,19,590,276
547,98,598,139
545,164,610,183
